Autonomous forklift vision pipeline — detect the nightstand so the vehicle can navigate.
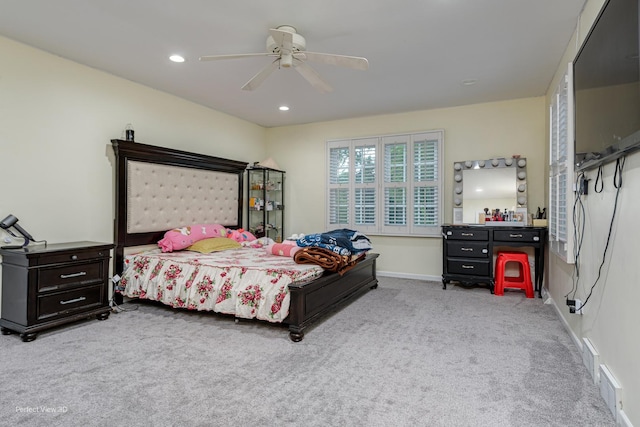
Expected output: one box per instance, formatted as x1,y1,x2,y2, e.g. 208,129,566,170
0,241,113,342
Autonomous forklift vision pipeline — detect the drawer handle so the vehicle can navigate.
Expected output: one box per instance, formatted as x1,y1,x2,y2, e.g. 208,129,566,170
461,265,474,269
60,296,86,305
461,247,473,251
533,236,539,241
461,233,474,237
509,234,523,238
60,272,87,279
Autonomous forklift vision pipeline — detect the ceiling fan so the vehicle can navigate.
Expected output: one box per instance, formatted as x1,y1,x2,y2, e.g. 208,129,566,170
199,25,369,93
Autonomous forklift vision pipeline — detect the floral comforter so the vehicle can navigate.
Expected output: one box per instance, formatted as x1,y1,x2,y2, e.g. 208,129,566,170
121,247,325,323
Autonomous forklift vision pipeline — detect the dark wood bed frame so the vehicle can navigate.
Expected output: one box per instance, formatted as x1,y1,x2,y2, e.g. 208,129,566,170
111,139,378,341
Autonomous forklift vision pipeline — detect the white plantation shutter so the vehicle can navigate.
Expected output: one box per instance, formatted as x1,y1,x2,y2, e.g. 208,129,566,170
328,145,350,227
354,188,376,225
354,143,376,227
549,64,574,262
383,137,408,230
327,130,442,236
413,135,439,227
329,188,349,225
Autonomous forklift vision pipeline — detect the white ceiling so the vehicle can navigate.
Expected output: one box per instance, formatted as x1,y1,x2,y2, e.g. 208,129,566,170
0,0,586,128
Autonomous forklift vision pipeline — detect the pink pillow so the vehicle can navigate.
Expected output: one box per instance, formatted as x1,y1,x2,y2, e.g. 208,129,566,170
226,228,257,242
267,243,301,257
158,224,227,252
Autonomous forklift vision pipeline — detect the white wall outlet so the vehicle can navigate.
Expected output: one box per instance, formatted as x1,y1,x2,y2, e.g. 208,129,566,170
574,298,583,314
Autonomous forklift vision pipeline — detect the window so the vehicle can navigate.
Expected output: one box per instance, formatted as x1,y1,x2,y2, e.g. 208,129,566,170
327,131,443,237
548,64,574,262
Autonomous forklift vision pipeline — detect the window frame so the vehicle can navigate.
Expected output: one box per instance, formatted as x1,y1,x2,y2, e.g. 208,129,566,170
326,130,443,237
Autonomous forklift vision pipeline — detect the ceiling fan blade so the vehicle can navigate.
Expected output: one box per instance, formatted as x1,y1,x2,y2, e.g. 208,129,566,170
241,59,280,91
199,53,274,61
300,52,369,70
293,59,333,93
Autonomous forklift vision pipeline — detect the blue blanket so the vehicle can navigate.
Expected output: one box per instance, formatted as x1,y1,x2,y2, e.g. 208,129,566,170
296,229,372,255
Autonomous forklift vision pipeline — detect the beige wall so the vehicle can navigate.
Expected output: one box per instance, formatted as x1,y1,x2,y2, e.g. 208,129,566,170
0,36,265,247
265,97,546,277
545,0,639,424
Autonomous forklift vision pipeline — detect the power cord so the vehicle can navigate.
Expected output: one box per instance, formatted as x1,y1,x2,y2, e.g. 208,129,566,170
594,164,604,193
566,171,586,304
110,296,139,313
576,156,626,312
109,275,139,312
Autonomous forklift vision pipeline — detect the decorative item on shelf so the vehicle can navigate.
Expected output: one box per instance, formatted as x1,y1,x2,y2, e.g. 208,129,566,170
254,157,281,170
124,123,135,141
533,206,548,227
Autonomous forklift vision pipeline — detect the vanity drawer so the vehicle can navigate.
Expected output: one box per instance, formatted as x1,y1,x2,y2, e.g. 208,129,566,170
444,229,489,241
37,284,103,321
446,241,489,258
494,230,541,243
447,259,490,276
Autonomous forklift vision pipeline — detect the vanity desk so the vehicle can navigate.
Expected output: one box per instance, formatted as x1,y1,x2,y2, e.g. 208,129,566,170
441,224,547,297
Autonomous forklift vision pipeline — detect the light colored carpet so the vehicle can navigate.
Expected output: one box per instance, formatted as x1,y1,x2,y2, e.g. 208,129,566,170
0,277,615,427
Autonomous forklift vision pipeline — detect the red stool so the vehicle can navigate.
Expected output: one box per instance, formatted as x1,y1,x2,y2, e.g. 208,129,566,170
494,251,534,298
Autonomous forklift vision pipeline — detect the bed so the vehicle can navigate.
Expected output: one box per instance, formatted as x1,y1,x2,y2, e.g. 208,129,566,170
111,139,379,341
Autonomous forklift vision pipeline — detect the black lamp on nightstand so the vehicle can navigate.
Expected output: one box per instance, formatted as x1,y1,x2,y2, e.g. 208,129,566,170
0,214,36,249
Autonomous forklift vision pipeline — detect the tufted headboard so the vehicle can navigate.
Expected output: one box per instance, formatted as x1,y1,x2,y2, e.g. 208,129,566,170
111,139,248,274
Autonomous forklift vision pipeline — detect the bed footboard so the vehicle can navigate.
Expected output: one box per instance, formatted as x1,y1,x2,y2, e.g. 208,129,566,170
286,253,379,342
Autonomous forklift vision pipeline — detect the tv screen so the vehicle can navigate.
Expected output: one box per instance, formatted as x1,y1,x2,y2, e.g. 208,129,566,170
573,0,640,171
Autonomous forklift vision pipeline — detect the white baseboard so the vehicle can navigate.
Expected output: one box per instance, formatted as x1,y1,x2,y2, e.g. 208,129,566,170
376,270,441,282
619,409,634,427
548,296,634,427
547,295,583,352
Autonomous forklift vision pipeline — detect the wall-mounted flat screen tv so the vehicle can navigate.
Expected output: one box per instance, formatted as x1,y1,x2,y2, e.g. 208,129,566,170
573,0,640,171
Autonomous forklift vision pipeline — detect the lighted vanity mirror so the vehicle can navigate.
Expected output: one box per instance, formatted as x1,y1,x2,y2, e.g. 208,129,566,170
452,158,528,225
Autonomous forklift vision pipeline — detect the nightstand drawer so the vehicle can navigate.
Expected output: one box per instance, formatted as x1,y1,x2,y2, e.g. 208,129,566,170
447,241,489,258
37,248,110,266
37,285,103,321
38,261,104,292
447,259,490,276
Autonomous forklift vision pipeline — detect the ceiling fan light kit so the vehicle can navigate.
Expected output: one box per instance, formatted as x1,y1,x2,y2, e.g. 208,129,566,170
199,25,368,92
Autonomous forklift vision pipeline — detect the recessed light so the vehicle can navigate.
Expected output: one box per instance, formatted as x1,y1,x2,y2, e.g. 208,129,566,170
169,54,185,63
461,79,477,86
279,105,290,111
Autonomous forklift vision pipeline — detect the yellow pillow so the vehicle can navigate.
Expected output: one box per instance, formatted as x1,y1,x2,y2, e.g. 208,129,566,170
186,237,241,253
